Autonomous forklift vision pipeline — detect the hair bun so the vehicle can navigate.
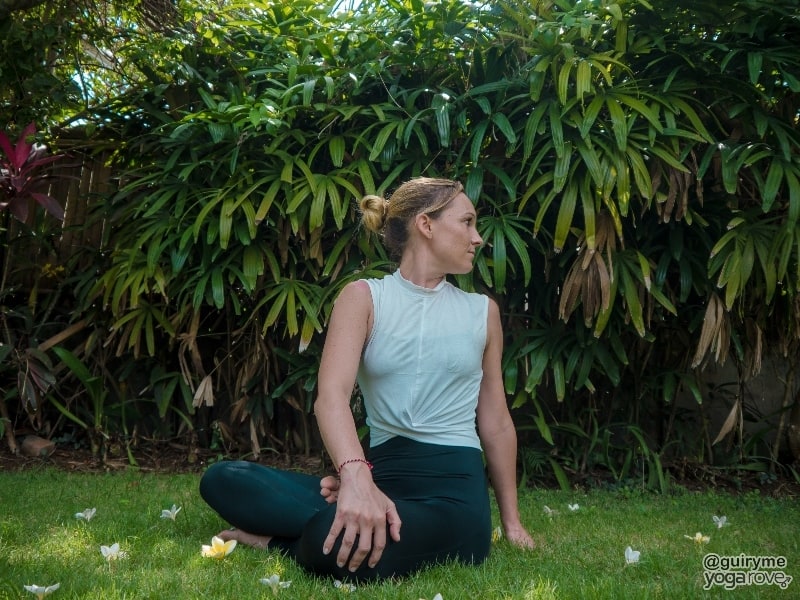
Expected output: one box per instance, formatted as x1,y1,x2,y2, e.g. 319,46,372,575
360,194,388,232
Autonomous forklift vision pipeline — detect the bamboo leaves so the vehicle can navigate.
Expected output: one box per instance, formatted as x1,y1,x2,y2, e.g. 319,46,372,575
477,211,533,292
257,278,323,343
432,92,451,148
559,211,677,338
50,0,800,456
709,212,780,308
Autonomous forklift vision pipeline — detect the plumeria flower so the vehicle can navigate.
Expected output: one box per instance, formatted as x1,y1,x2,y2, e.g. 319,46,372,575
201,535,237,559
684,532,710,544
567,503,580,512
543,505,558,517
333,579,356,592
74,508,96,521
160,504,182,521
259,574,291,595
491,526,503,542
624,546,640,565
23,583,60,599
100,543,127,561
418,595,443,600
712,515,728,528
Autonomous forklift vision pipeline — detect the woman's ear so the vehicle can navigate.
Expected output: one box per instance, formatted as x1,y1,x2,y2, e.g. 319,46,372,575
414,213,434,239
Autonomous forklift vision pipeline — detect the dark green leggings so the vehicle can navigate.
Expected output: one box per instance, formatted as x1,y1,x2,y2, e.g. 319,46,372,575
199,436,491,582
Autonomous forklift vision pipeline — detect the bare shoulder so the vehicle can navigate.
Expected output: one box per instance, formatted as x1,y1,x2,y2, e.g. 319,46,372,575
483,296,503,347
485,295,500,316
485,296,501,326
319,280,374,389
335,279,372,306
329,280,373,328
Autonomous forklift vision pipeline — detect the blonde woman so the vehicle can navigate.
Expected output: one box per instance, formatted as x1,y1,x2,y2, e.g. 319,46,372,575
200,177,534,582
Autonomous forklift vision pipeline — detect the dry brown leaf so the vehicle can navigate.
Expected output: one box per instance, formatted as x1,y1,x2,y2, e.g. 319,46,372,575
192,374,215,408
712,399,740,445
692,294,729,368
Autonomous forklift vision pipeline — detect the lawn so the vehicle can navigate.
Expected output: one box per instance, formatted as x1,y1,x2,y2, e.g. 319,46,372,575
0,468,797,599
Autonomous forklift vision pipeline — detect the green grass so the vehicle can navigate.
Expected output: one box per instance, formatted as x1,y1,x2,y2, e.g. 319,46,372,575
0,469,797,599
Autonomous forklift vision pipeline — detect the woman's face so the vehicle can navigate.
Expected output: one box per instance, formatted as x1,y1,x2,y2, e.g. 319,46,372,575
428,192,483,274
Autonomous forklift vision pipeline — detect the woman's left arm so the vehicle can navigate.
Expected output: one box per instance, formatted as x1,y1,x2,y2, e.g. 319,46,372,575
476,299,535,549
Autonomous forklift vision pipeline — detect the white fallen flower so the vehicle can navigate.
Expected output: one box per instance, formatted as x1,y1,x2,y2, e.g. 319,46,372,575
160,504,182,521
567,503,580,512
333,579,356,592
23,583,60,599
74,508,96,521
624,546,640,565
712,515,728,528
260,574,291,595
100,542,127,561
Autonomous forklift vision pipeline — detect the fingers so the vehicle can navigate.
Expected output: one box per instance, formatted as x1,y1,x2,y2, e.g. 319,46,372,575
336,527,360,570
323,506,400,572
322,517,344,558
319,475,340,504
504,526,536,549
326,521,372,572
386,504,402,542
321,478,400,572
319,475,339,504
346,526,376,572
321,509,372,572
511,533,536,549
338,521,389,571
320,488,339,504
319,475,340,491
335,508,383,572
366,521,386,568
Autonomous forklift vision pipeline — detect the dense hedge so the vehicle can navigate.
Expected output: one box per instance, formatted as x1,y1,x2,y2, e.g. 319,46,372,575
1,0,799,486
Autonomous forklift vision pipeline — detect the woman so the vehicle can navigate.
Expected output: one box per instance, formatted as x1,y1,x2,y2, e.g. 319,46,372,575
199,177,534,582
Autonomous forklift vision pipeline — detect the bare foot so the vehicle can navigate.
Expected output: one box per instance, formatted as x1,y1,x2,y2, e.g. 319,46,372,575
319,475,340,504
218,528,271,550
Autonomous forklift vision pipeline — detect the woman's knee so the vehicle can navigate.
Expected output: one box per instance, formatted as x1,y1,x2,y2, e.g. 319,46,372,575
199,460,245,502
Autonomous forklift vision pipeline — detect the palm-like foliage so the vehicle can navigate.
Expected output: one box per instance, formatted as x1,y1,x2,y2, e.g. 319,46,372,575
1,0,797,472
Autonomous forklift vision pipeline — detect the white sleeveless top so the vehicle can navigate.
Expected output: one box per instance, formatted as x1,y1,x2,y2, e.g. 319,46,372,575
358,270,488,449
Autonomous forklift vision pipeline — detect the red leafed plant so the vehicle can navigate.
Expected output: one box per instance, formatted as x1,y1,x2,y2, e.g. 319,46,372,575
0,122,65,222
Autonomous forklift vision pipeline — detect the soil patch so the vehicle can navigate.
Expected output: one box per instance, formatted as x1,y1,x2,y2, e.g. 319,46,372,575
0,438,328,475
2,439,798,498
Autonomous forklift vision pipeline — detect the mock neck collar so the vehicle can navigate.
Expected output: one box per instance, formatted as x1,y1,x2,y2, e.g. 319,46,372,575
393,269,447,294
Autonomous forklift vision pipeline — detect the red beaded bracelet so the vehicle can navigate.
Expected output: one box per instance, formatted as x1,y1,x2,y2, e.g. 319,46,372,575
337,458,373,475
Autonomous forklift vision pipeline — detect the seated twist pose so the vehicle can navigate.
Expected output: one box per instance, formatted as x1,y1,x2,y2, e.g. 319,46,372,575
199,177,535,582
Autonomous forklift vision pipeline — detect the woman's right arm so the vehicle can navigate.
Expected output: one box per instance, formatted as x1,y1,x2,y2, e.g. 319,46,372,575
314,281,402,572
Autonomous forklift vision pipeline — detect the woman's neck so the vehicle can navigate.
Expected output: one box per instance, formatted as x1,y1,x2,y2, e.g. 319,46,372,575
397,259,445,289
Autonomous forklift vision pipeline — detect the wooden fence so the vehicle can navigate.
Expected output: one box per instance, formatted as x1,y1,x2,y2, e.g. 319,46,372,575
53,148,113,263
4,144,113,288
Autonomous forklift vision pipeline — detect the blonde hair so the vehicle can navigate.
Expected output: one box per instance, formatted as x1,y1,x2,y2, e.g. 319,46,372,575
359,177,465,259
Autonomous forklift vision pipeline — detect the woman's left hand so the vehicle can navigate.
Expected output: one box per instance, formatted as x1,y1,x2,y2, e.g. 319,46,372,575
503,522,536,549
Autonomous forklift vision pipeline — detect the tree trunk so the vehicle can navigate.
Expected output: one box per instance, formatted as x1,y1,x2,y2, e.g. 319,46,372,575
0,398,18,454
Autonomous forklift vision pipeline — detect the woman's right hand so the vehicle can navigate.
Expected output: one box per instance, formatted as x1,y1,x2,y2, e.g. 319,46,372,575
322,464,402,572
319,474,340,503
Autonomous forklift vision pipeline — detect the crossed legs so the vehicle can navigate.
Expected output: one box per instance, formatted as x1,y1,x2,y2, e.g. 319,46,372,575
214,473,341,550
